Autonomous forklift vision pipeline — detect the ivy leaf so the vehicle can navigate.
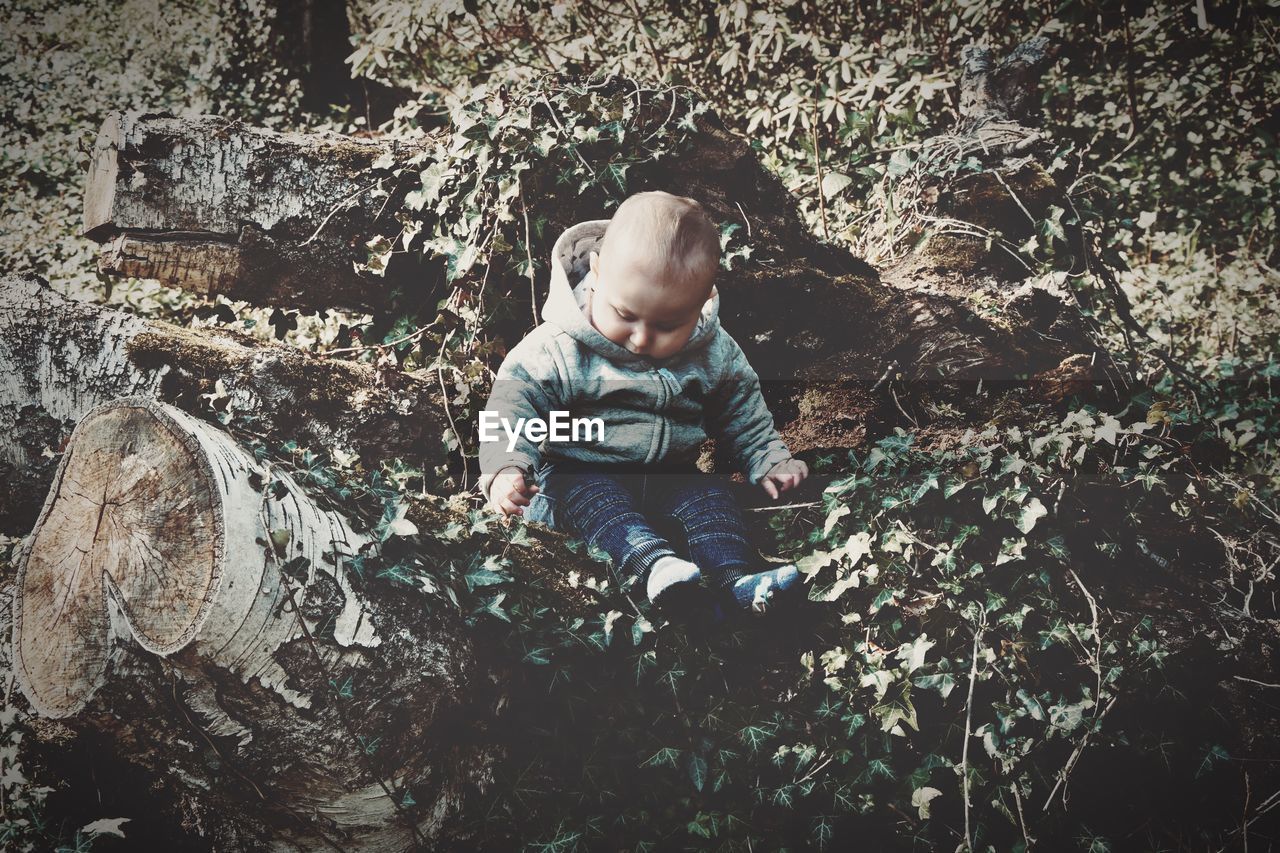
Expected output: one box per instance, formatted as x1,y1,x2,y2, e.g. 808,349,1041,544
1195,744,1230,779
997,537,1027,565
845,531,873,566
81,818,130,839
642,746,682,769
912,673,956,699
822,504,850,537
797,547,838,577
685,751,708,792
601,162,629,194
911,786,942,819
1095,415,1122,445
820,171,853,198
1016,688,1047,721
738,724,773,752
872,690,919,732
464,565,508,591
388,517,418,537
895,634,935,674
1016,497,1048,534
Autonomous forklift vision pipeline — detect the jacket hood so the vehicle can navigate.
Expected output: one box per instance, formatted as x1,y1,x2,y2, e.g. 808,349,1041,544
541,219,721,368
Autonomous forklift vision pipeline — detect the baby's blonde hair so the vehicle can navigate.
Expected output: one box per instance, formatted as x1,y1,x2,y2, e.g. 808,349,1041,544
599,191,720,294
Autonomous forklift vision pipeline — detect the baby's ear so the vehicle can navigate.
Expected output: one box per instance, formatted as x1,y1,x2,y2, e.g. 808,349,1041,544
588,251,600,275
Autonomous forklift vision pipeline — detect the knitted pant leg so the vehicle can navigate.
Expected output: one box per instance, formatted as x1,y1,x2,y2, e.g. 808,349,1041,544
652,473,758,590
551,469,677,585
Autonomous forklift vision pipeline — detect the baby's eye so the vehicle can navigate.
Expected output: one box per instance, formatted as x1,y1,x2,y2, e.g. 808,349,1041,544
613,305,636,321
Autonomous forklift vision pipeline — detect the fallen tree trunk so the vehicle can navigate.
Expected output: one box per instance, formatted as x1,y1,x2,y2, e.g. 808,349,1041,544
84,112,430,314
10,397,495,850
83,57,1106,399
0,276,450,531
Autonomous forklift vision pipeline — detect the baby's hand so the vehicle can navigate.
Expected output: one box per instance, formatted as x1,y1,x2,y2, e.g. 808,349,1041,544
761,458,808,500
489,466,539,517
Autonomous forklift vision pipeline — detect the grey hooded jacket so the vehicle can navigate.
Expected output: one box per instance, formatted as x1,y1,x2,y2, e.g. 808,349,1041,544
478,220,793,502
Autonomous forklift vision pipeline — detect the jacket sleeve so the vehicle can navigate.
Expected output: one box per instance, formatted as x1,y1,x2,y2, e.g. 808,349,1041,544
477,334,569,501
705,334,794,485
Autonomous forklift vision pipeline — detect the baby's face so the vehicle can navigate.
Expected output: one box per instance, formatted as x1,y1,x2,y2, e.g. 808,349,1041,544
588,250,712,361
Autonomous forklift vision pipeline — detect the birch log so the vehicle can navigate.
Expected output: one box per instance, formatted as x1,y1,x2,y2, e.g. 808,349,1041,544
11,397,493,850
0,276,450,530
84,112,430,313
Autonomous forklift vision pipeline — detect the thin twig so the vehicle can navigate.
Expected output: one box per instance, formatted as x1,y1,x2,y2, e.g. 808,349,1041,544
961,616,985,852
811,106,829,240
324,323,432,358
540,92,597,178
891,384,919,428
870,359,901,394
300,181,379,247
519,176,538,329
1068,567,1103,715
793,753,835,787
735,201,752,239
1215,472,1280,528
1012,781,1034,849
1219,785,1280,851
1042,695,1118,812
1243,769,1251,853
990,168,1037,226
743,500,822,512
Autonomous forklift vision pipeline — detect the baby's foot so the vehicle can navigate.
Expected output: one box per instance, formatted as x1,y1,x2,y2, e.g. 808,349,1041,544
728,565,800,614
646,556,702,610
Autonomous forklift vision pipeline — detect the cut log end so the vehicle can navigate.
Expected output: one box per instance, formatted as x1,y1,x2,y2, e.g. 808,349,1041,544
15,399,223,717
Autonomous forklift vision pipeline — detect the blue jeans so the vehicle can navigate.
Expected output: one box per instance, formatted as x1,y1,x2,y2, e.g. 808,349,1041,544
527,459,759,589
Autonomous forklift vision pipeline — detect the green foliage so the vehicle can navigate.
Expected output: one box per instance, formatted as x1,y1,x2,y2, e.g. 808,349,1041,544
3,0,1277,847
349,0,1276,261
232,375,1275,848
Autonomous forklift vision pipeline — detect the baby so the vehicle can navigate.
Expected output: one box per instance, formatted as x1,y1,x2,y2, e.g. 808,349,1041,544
479,191,808,614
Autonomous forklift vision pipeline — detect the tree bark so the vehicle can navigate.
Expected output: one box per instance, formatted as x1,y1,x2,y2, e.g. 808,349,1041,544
9,397,497,850
0,276,450,531
84,112,429,314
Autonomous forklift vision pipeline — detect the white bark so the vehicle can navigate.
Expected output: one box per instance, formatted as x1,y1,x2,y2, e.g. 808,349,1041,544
0,275,450,528
84,112,430,313
13,397,376,718
9,398,491,850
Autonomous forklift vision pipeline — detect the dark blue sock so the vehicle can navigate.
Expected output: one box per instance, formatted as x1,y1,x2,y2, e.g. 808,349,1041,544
728,565,800,614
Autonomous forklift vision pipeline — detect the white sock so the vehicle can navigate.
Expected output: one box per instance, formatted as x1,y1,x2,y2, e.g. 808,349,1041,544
646,556,701,603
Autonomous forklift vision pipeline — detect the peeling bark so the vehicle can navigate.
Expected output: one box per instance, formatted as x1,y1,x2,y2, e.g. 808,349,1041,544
0,276,450,531
10,398,494,850
84,112,430,313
